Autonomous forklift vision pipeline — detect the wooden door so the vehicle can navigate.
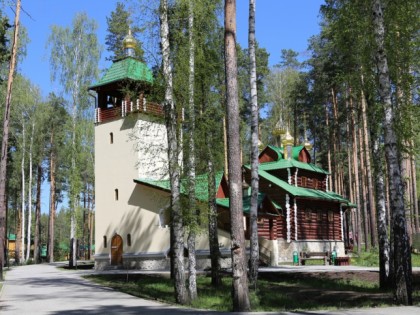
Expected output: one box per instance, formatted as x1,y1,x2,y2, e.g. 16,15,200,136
111,234,123,265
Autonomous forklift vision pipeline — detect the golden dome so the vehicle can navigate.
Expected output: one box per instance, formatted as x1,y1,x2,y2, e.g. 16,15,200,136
282,130,294,147
273,119,286,136
303,139,312,151
123,28,136,50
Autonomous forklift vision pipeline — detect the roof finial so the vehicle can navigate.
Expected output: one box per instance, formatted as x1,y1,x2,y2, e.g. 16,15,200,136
123,27,136,57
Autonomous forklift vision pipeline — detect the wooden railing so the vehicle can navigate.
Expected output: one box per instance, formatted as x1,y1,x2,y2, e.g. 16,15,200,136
95,99,164,124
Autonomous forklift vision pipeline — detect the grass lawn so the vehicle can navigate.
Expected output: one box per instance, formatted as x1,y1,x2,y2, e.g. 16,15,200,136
85,269,420,312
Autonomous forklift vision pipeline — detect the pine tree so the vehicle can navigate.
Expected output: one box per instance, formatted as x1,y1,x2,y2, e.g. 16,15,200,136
105,2,144,61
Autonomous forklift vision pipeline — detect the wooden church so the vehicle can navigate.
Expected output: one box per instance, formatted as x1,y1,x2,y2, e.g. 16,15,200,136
89,31,354,270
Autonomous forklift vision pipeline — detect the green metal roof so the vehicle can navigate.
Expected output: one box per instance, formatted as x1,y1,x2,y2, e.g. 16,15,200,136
250,158,329,175
134,172,224,203
89,57,153,89
257,169,352,205
266,145,305,161
217,193,282,214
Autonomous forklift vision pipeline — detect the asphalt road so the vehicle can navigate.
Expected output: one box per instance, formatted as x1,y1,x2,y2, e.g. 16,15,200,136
0,263,419,315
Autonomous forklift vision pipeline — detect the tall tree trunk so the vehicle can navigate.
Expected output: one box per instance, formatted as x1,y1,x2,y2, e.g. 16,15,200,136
224,0,250,311
207,152,221,286
20,121,26,263
325,106,332,192
34,163,42,263
159,0,188,305
410,141,419,233
15,206,22,264
358,124,370,251
48,130,56,263
372,0,412,304
360,86,378,248
186,0,197,301
0,0,21,279
248,0,259,289
26,122,35,261
373,138,391,289
349,95,361,253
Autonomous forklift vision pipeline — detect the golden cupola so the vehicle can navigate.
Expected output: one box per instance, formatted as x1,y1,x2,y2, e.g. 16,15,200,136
123,28,136,57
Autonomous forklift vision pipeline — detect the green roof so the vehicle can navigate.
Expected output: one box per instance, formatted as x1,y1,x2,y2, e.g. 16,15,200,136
257,169,352,205
134,172,224,202
249,159,329,175
266,145,305,161
90,57,153,89
217,193,282,214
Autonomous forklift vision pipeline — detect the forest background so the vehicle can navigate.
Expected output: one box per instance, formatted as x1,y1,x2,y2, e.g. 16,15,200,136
1,0,326,260
0,0,418,280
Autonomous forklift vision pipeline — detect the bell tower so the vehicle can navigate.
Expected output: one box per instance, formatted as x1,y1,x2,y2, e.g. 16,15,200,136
89,30,168,269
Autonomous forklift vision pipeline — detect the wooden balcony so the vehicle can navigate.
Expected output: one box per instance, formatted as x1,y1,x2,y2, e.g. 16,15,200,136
95,99,164,124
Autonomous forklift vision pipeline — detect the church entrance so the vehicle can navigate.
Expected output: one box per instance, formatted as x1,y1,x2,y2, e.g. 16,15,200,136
110,234,123,265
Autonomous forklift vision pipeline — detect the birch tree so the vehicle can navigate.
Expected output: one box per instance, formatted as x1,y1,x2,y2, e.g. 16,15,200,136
47,13,100,268
372,0,412,304
159,0,188,304
248,0,259,289
224,0,250,311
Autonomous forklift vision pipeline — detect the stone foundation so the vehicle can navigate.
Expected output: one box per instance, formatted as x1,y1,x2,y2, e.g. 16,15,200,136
94,248,232,270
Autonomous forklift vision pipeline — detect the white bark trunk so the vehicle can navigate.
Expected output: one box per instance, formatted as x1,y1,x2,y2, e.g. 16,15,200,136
26,122,35,261
21,122,26,263
248,0,259,288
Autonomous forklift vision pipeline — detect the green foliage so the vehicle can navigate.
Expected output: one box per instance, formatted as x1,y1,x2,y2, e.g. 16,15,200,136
105,1,144,61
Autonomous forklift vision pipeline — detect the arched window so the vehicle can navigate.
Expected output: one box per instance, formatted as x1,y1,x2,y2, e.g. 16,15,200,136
110,132,114,144
103,236,107,248
115,189,119,201
127,233,132,246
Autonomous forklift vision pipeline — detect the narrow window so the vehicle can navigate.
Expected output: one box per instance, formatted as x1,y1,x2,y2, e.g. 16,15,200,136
127,234,132,246
110,132,114,144
115,189,119,201
301,176,307,187
313,178,318,189
103,236,107,248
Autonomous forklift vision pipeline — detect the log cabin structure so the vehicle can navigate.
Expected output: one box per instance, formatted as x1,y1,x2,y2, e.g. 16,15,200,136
90,31,354,269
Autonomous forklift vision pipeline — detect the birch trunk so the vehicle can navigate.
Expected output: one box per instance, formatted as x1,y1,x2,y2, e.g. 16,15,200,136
0,0,21,278
224,0,250,311
26,122,35,261
372,0,412,304
186,0,197,301
159,0,187,305
373,138,391,288
248,0,259,289
48,130,56,263
21,121,26,263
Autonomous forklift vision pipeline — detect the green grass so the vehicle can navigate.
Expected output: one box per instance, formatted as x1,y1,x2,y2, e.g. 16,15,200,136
85,271,415,312
351,250,420,267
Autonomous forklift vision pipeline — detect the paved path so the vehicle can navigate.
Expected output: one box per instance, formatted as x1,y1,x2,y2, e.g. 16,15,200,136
0,263,419,315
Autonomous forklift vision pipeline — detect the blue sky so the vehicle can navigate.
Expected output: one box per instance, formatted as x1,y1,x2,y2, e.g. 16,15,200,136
11,0,324,97
6,0,324,212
